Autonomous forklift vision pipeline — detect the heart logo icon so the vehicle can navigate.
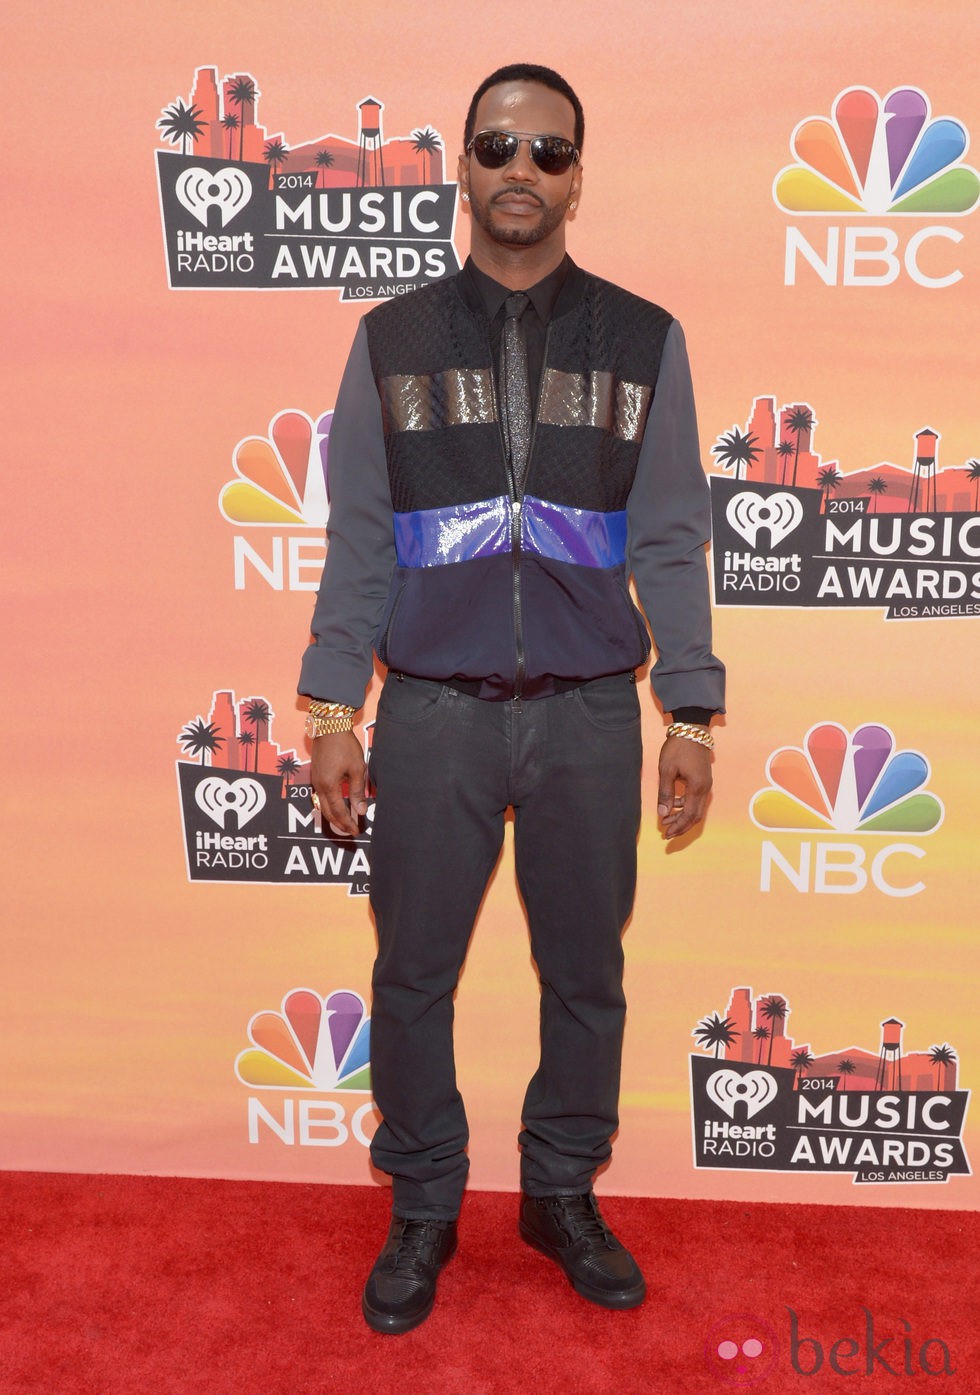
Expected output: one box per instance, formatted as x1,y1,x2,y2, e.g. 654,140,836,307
195,776,266,828
706,1068,778,1120
726,491,804,548
175,166,252,228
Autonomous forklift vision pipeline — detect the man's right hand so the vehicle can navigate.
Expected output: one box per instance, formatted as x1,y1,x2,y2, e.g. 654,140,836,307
311,731,367,838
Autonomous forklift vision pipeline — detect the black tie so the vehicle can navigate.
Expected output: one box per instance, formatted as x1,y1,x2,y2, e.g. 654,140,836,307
500,291,531,493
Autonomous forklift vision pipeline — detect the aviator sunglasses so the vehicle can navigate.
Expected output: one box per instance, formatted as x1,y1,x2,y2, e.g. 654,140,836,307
467,129,580,176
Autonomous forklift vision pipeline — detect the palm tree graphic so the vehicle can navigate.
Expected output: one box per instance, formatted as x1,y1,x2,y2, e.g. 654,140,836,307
264,139,290,190
817,465,843,512
790,1048,815,1088
222,113,240,159
237,731,255,767
158,99,206,157
776,440,795,485
965,460,980,510
759,996,787,1067
711,427,760,482
753,1026,770,1063
928,1043,956,1090
314,148,335,187
694,1013,740,1058
277,753,300,791
837,1057,857,1091
227,77,258,161
178,718,224,766
243,699,272,771
411,127,442,183
868,475,888,513
786,407,814,487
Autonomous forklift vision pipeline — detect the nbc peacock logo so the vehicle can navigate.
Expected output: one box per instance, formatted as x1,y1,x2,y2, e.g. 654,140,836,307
752,722,944,897
775,85,979,288
220,409,334,593
237,989,378,1151
751,721,943,836
235,988,371,1091
220,409,331,528
774,85,980,216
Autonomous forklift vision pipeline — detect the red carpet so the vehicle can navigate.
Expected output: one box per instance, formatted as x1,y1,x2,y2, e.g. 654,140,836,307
1,1173,976,1394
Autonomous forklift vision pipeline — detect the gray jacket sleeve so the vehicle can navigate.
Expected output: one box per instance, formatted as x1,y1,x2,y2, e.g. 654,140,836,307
297,319,395,706
627,319,726,714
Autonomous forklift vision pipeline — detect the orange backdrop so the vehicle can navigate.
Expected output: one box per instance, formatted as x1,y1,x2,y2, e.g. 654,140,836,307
4,1,978,1210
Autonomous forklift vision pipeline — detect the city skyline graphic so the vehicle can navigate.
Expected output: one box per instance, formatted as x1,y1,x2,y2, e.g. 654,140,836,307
158,66,447,189
178,689,309,789
694,986,959,1094
711,396,980,514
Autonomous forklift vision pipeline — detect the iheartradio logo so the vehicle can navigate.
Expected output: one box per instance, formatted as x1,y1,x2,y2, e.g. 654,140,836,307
725,491,804,548
195,775,266,828
175,165,252,227
705,1068,779,1121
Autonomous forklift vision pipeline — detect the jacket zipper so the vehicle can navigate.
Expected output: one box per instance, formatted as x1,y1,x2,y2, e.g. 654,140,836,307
498,323,549,700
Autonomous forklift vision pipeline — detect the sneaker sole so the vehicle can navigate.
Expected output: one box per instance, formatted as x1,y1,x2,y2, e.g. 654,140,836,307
519,1220,646,1309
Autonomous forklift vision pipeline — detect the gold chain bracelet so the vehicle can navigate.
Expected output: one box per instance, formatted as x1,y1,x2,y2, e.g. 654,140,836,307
306,700,357,737
666,721,715,750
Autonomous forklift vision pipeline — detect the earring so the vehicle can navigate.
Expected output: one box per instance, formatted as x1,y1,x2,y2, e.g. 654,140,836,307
569,200,577,210
461,192,470,202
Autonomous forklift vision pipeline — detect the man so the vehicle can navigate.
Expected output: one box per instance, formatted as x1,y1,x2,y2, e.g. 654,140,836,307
299,63,725,1334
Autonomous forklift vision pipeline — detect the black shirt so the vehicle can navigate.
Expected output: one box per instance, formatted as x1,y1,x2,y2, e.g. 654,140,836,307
459,254,570,407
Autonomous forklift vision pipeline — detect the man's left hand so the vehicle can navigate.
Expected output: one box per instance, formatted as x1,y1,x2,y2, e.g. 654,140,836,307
657,734,713,839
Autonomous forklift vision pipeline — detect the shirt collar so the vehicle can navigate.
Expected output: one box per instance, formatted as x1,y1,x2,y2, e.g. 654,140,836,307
461,254,571,323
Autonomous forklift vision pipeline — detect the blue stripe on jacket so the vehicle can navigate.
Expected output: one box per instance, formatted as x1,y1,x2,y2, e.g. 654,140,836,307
393,495,628,570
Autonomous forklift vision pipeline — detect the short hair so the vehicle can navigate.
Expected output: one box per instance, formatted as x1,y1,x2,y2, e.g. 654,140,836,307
463,64,585,152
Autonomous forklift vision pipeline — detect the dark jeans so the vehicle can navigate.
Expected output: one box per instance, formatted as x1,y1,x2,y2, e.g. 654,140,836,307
367,671,642,1220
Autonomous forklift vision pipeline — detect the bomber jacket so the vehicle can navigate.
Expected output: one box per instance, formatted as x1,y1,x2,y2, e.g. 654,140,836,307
299,259,725,714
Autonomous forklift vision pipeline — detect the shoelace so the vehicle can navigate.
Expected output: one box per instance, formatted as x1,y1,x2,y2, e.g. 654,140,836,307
545,1194,614,1247
388,1220,448,1273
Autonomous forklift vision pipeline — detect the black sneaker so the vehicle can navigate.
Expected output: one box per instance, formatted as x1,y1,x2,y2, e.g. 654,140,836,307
362,1215,458,1334
519,1192,646,1309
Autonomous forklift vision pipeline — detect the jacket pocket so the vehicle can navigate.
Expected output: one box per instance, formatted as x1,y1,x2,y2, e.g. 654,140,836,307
574,675,641,731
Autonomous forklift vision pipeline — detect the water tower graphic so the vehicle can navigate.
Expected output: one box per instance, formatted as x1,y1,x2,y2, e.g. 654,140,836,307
874,1017,905,1091
907,427,939,513
356,97,386,187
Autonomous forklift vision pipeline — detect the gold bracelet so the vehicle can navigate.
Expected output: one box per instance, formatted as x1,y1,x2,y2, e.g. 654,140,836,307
666,721,715,750
306,700,357,738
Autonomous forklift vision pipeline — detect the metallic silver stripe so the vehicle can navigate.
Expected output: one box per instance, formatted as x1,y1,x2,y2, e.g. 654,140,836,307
379,368,497,433
537,369,652,443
